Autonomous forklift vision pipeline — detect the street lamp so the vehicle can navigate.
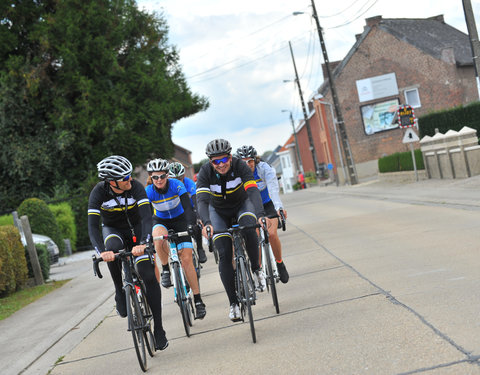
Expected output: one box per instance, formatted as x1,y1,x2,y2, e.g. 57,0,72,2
281,110,303,173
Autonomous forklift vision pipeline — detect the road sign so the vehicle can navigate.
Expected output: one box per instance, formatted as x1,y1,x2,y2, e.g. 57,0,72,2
397,105,417,128
402,128,419,143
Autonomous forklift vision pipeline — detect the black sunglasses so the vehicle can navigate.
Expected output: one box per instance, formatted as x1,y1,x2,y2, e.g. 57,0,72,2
151,174,168,181
211,156,230,165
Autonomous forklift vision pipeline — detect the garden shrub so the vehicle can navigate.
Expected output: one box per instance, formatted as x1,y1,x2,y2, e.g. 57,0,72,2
17,198,64,255
25,243,50,281
49,202,77,251
378,149,425,173
0,214,14,226
0,226,28,296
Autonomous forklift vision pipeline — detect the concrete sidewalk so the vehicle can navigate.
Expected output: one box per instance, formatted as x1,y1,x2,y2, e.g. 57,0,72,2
1,175,479,375
319,174,480,209
0,251,115,375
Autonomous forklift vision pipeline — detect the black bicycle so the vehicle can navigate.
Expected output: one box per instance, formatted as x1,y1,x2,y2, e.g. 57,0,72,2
92,246,155,372
154,229,195,337
209,219,268,343
261,209,287,314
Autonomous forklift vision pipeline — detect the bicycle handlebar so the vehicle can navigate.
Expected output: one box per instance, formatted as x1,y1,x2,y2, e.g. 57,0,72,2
153,229,190,241
92,246,155,279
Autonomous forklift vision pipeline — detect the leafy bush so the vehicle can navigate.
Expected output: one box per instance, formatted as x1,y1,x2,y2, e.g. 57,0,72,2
49,202,77,251
378,149,425,173
17,198,64,255
0,226,28,296
25,243,50,282
0,214,14,226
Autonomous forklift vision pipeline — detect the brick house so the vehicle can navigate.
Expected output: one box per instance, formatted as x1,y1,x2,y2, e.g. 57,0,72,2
135,143,194,184
310,14,479,182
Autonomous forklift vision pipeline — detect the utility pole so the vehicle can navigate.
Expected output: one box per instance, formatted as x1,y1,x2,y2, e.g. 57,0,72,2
462,0,480,99
282,110,303,172
311,0,358,185
288,40,321,177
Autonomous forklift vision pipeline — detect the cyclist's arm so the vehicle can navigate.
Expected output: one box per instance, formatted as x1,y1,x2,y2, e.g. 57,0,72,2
87,185,106,254
259,162,284,211
180,192,195,226
238,159,265,218
196,164,211,226
131,180,153,243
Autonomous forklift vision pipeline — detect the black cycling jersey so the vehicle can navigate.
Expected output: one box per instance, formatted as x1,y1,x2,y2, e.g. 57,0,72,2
196,157,265,226
87,180,152,252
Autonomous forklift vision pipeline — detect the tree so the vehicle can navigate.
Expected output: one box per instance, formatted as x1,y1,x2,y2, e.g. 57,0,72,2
0,0,209,212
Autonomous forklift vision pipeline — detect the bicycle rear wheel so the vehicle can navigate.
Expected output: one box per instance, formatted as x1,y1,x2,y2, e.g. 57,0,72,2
172,262,191,337
238,258,256,343
126,285,147,372
263,243,280,314
136,281,155,357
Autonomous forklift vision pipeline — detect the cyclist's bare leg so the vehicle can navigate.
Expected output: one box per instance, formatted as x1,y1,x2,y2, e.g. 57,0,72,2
178,247,200,294
266,217,283,262
153,225,170,266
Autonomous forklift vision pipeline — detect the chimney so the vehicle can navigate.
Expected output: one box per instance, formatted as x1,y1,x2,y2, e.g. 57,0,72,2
365,15,382,28
428,15,445,23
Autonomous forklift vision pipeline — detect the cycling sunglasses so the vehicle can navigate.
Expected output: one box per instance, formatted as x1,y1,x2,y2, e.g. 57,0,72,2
151,173,168,181
211,156,230,165
117,175,131,182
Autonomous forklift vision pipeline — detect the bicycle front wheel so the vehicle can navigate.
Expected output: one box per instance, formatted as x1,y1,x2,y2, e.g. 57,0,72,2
238,258,256,343
136,281,155,357
263,243,280,314
126,285,147,372
172,262,191,337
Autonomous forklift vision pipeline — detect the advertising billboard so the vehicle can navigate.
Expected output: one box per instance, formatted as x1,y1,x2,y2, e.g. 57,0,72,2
360,99,399,135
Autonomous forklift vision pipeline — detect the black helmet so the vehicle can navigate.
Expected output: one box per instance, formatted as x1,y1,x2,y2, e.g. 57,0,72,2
97,155,133,181
235,145,257,159
205,138,232,157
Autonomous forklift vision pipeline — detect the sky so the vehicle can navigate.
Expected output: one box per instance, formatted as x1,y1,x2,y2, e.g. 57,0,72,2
136,0,480,163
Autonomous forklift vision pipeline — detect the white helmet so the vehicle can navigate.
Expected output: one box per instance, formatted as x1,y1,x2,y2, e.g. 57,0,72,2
168,162,185,178
146,158,170,172
97,155,133,181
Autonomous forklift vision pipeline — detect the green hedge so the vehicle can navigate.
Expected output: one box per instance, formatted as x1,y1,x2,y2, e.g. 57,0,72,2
418,101,480,137
17,198,64,255
378,149,425,173
0,214,13,226
25,243,50,281
0,226,28,296
49,202,77,251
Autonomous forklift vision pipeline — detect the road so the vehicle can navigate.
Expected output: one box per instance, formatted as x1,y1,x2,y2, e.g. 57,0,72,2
49,185,480,374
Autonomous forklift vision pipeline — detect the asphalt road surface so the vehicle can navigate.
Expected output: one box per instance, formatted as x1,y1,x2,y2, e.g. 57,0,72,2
48,185,480,374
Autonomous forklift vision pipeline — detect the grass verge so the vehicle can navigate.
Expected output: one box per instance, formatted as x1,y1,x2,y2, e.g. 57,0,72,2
0,280,70,320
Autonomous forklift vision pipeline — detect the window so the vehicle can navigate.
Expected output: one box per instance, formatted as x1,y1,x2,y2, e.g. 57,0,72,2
404,88,421,108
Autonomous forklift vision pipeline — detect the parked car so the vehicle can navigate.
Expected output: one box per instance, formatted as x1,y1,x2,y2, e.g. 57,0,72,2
20,233,60,264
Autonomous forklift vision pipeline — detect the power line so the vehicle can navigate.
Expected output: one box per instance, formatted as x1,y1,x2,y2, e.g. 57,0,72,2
327,0,379,29
317,0,365,19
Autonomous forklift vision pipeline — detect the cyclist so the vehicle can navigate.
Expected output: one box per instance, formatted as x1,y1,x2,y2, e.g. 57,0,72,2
145,158,206,320
168,162,208,264
196,138,267,322
236,145,289,283
87,155,168,350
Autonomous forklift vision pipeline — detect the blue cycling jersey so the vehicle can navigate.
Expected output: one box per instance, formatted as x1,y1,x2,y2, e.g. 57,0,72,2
145,178,187,219
182,177,196,208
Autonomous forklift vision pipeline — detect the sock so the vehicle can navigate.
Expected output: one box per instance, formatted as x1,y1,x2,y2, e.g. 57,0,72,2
276,259,283,264
194,293,202,304
162,264,169,272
